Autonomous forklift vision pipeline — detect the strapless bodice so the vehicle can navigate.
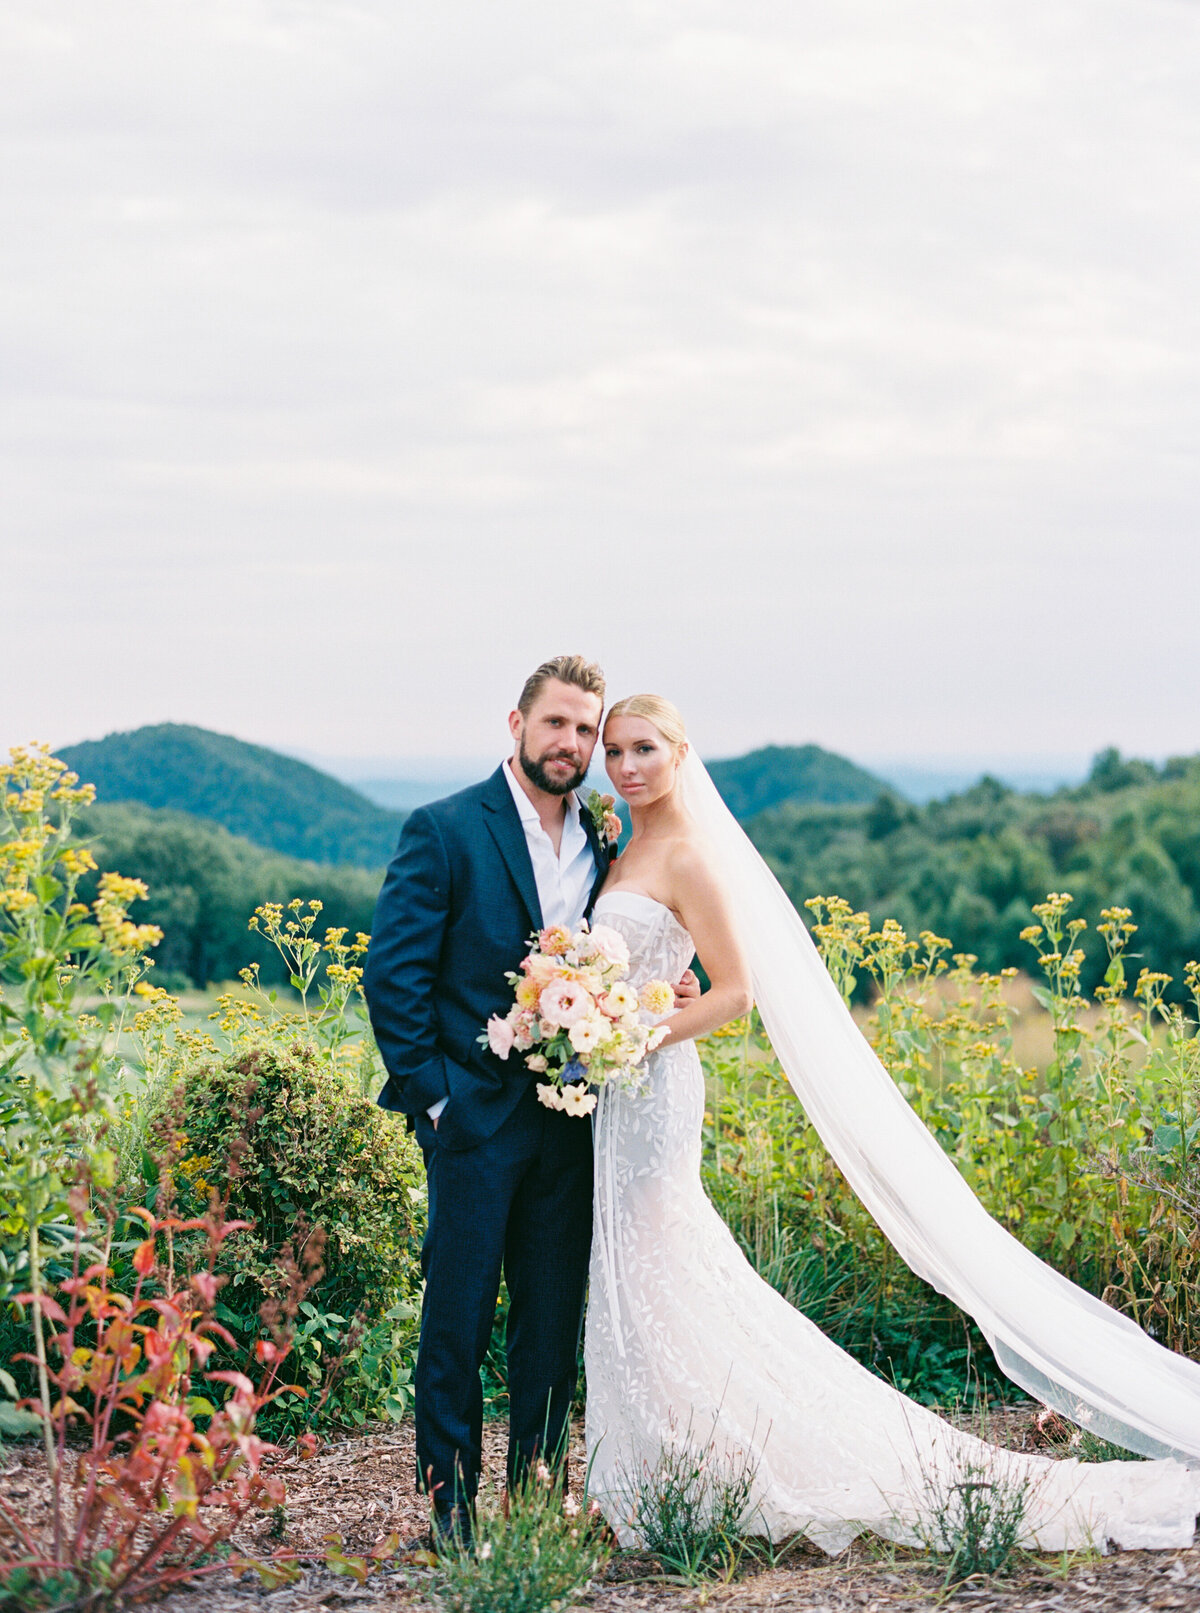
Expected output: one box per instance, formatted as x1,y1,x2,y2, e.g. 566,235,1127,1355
592,889,695,988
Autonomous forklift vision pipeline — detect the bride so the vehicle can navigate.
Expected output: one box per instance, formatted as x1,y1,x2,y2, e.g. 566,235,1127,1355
585,693,1200,1554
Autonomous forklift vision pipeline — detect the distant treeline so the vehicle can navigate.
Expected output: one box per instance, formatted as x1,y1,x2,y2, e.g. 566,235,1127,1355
76,803,383,987
75,747,1200,993
750,748,1200,993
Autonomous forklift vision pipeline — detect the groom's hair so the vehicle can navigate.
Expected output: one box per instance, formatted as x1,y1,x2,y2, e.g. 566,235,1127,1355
517,655,606,715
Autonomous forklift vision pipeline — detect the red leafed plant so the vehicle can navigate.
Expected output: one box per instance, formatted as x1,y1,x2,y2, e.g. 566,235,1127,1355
0,1187,311,1610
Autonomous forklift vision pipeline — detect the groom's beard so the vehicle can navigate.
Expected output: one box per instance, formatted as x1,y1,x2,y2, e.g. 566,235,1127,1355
519,739,587,797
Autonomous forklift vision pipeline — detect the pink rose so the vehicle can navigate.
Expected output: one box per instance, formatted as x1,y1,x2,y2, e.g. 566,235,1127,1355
586,926,630,971
596,991,622,1020
512,1009,536,1051
487,1014,515,1058
539,977,594,1028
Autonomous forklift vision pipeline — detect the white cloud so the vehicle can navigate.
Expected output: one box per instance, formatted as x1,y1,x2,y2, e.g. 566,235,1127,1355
3,0,1200,766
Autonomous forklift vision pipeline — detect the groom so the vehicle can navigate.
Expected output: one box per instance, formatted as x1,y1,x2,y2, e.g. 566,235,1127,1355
365,655,650,1545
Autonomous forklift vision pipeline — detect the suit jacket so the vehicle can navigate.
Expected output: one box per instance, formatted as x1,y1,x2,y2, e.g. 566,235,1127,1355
363,766,611,1151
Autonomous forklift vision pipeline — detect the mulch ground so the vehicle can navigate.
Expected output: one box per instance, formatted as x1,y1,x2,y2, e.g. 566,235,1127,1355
3,1410,1199,1612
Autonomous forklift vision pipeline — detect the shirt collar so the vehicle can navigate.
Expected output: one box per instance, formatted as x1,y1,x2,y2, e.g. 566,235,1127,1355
502,758,579,827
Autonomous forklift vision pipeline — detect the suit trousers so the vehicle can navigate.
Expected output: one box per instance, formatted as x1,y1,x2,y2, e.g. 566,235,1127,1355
413,1080,594,1504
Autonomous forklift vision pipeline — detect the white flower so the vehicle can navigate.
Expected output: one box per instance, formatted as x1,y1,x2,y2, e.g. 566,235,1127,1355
568,1014,604,1053
561,1086,597,1118
478,1541,493,1559
536,1082,565,1110
605,981,638,1016
563,1494,580,1517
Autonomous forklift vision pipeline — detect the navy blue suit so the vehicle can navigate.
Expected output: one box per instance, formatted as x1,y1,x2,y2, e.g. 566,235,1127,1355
364,766,609,1503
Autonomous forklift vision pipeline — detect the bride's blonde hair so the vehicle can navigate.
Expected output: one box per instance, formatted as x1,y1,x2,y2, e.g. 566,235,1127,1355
604,693,688,753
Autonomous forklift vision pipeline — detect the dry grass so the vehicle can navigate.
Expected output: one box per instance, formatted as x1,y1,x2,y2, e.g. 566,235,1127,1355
4,1408,1197,1613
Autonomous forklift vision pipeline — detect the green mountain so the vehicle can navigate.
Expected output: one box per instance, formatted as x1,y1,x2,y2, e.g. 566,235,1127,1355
707,744,890,821
60,724,403,868
746,749,1200,995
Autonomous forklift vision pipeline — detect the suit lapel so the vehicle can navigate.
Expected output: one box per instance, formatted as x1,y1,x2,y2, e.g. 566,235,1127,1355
580,802,613,914
481,766,543,932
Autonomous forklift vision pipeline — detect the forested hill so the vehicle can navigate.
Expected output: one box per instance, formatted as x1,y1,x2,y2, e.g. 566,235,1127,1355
60,724,403,867
707,744,888,820
73,801,380,988
747,748,1200,992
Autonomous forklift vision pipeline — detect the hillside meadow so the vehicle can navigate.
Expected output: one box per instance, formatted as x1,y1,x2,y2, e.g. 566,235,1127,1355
4,742,1200,1608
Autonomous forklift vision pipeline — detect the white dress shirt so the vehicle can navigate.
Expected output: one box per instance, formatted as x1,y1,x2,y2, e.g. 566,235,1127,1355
501,760,597,931
428,762,599,1121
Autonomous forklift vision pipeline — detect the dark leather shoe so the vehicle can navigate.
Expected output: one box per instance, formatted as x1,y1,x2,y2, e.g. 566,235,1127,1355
431,1500,474,1554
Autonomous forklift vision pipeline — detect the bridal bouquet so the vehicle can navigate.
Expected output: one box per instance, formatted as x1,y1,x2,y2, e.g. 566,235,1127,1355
480,920,673,1117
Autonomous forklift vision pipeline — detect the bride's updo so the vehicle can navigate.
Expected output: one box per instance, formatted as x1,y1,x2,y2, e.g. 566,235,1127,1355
604,693,688,754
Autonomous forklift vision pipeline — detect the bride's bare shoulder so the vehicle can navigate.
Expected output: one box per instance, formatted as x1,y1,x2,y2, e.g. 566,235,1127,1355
664,831,719,889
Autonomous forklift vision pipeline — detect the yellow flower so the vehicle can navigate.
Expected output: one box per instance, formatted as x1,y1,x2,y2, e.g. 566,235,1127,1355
515,976,542,1010
639,979,674,1016
58,846,97,877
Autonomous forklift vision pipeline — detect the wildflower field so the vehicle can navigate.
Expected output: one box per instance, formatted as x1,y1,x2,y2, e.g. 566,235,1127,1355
2,744,1200,1610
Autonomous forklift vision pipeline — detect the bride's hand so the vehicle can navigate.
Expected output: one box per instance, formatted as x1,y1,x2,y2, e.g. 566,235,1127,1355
672,968,700,1008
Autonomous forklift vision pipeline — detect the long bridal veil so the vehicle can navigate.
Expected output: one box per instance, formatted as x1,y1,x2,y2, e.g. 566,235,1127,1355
678,749,1200,1465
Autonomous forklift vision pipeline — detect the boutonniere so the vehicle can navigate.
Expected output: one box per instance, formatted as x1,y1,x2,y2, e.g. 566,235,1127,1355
586,789,622,849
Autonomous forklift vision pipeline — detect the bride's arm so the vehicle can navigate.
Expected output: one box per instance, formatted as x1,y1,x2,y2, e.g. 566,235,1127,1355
653,844,753,1048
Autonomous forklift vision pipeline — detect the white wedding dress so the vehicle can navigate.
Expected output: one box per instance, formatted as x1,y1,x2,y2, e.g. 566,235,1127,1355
585,888,1200,1554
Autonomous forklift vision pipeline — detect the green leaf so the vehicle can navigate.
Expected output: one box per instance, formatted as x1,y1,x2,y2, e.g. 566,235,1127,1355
0,1402,41,1436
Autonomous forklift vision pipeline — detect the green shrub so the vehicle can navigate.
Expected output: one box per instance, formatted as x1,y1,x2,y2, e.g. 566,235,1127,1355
156,1037,424,1428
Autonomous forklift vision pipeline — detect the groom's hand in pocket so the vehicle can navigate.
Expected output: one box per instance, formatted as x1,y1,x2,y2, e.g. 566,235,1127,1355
673,968,700,1008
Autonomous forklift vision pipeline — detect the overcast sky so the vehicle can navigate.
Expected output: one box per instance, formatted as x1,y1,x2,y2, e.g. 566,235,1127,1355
4,0,1199,772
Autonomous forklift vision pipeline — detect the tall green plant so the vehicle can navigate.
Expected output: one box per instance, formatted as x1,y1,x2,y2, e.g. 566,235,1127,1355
0,745,161,1453
701,889,1200,1404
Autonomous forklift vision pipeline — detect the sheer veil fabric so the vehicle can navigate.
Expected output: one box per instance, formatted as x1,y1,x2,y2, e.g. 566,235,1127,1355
675,750,1200,1465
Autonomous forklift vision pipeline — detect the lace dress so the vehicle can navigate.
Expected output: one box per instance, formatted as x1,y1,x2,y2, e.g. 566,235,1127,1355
584,890,1200,1554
